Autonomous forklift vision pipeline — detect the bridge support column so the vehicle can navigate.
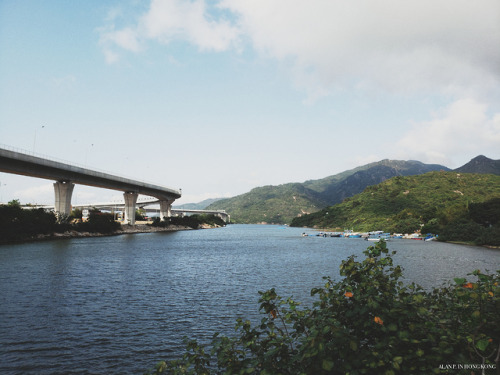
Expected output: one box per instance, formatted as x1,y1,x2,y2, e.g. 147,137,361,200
159,199,174,220
54,181,75,218
123,192,138,225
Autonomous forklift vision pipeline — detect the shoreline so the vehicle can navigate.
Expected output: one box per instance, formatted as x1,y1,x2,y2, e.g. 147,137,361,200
0,223,221,246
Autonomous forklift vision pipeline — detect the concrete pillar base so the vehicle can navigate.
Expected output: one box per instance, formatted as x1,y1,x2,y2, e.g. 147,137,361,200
159,199,174,220
124,192,138,225
54,181,75,218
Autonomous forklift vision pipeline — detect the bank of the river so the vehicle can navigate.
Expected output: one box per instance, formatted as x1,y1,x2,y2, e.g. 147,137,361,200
0,222,226,245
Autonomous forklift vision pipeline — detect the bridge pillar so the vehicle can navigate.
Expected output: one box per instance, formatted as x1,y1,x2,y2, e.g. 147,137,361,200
54,181,75,218
123,192,138,225
159,199,174,220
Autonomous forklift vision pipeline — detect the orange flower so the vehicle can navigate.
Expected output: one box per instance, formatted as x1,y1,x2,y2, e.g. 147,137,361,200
344,292,353,298
463,282,474,289
270,310,277,319
489,291,494,297
374,316,384,325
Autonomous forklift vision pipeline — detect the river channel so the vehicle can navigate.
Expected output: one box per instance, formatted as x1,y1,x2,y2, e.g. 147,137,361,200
1,224,499,374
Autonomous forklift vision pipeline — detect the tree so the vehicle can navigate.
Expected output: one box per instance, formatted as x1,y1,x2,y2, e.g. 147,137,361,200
7,199,20,207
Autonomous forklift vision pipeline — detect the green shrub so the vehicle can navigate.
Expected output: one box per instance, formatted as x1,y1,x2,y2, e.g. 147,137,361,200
147,241,499,374
439,219,486,243
0,204,60,241
76,212,120,234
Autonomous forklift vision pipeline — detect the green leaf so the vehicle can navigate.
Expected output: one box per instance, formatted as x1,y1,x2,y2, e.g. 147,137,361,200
387,323,398,332
349,340,358,351
454,277,466,285
393,356,403,364
476,339,490,351
322,360,334,371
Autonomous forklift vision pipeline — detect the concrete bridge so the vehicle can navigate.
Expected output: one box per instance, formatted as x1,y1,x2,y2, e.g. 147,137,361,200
0,145,181,225
69,198,230,223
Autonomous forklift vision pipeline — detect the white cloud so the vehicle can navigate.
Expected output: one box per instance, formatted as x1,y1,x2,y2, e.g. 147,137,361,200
394,98,500,166
99,25,142,64
140,0,240,52
222,0,500,98
98,0,500,98
98,0,240,64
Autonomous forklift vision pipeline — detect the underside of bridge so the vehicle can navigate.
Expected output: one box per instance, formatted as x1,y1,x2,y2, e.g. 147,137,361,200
0,146,181,225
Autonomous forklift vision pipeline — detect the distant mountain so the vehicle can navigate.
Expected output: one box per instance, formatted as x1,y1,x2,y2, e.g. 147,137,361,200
309,160,449,206
454,155,500,175
174,198,224,210
207,159,449,224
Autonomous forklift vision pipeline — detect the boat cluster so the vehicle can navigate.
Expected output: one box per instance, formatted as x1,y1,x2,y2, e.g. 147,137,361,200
301,230,437,242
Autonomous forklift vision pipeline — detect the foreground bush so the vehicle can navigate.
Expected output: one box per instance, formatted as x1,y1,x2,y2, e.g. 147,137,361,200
75,212,120,234
148,241,499,375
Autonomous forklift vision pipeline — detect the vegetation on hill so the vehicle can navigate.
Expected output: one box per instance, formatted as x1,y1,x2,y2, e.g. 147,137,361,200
207,183,328,224
207,160,447,224
147,241,499,374
305,159,449,204
290,172,500,246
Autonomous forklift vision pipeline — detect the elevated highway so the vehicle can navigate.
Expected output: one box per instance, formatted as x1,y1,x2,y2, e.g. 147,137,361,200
69,198,230,223
0,145,181,224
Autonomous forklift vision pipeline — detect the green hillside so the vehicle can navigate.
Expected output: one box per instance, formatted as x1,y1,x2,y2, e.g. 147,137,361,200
207,160,447,224
290,172,500,244
173,197,223,210
208,183,327,224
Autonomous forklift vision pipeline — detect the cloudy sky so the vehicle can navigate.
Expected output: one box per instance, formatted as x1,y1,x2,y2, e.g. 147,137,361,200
1,0,499,205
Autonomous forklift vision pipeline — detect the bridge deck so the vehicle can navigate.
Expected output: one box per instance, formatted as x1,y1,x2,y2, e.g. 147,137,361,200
0,146,181,200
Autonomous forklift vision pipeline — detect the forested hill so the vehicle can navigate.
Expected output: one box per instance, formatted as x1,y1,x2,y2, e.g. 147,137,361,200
206,159,448,224
290,172,500,245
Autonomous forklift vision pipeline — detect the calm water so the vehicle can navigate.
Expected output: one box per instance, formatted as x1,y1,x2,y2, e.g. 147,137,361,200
1,224,499,374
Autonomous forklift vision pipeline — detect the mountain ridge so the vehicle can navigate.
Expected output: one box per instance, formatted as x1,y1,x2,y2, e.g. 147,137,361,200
196,156,499,224
207,159,451,224
454,155,500,175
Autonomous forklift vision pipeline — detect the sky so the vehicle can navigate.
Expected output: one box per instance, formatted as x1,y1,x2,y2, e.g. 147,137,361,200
1,0,499,206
